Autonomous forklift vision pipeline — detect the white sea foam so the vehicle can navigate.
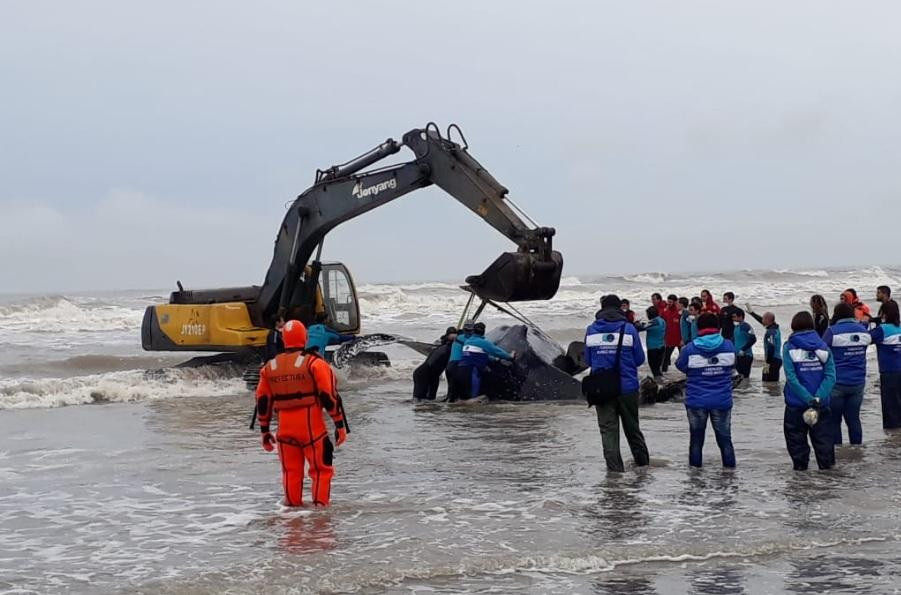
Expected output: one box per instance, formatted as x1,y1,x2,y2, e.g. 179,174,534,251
0,367,243,410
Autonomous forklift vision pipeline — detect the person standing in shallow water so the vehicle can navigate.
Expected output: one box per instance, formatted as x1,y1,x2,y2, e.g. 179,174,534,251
584,294,650,472
810,294,830,337
675,313,737,468
823,302,871,445
781,311,836,471
869,299,901,430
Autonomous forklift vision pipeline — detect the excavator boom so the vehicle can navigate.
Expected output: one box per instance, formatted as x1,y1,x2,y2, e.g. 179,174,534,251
142,123,563,353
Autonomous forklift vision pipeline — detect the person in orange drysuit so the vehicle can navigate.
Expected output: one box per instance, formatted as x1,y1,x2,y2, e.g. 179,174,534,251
840,288,871,322
256,320,348,507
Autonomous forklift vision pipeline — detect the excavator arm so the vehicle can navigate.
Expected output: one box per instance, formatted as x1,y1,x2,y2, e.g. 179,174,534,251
260,123,563,322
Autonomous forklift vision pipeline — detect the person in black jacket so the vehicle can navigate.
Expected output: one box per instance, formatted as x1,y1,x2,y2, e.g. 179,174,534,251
412,327,458,401
720,292,742,341
809,294,829,337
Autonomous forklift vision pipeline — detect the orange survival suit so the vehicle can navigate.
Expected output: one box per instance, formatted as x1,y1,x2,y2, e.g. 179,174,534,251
256,320,348,506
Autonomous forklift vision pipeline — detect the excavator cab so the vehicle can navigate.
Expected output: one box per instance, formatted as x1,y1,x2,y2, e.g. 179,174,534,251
318,262,360,334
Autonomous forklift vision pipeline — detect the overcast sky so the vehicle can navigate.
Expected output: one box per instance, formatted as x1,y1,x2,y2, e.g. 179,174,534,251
2,1,900,293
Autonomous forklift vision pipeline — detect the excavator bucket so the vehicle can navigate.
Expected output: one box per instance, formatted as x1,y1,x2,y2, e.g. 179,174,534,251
466,251,563,302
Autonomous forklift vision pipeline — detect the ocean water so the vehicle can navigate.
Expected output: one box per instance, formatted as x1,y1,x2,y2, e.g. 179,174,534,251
2,266,901,594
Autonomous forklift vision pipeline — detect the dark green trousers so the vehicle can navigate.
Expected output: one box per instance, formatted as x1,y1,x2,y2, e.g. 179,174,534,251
595,392,650,472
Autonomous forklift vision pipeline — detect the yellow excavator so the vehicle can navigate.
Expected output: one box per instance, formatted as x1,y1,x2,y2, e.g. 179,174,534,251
141,123,563,360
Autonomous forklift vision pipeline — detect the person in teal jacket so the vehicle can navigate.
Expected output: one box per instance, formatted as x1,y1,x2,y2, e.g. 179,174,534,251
637,306,666,378
732,309,757,379
747,306,783,382
305,322,355,354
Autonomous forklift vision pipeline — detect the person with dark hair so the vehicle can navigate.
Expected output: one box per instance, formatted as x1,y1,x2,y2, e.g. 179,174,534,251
810,295,830,337
660,294,682,372
732,309,756,380
651,293,664,315
636,306,666,378
675,312,737,468
585,294,650,472
840,288,871,323
685,302,702,342
875,285,893,324
823,302,871,445
412,327,457,401
456,322,514,400
746,306,782,382
870,299,901,429
679,297,693,348
720,292,741,340
781,311,837,470
621,299,636,324
700,290,720,315
446,320,474,401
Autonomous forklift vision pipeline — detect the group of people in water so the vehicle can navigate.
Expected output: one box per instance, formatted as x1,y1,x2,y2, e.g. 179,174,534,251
587,286,901,473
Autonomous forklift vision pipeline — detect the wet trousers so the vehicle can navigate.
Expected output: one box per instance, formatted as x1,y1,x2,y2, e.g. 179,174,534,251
277,433,335,506
595,392,650,472
762,359,782,382
686,407,735,468
412,363,441,400
736,355,753,379
451,364,482,400
662,346,677,372
784,406,834,470
879,372,901,429
829,384,865,445
647,348,665,377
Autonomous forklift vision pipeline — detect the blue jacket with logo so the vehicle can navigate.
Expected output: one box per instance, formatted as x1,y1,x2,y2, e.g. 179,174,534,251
459,335,512,370
822,318,871,386
305,324,354,354
638,317,666,350
733,321,757,357
449,331,472,363
782,330,836,408
764,324,783,363
675,333,736,410
584,310,645,394
870,323,901,373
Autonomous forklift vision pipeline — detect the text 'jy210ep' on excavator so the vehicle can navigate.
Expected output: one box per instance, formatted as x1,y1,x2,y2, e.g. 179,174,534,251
141,122,564,360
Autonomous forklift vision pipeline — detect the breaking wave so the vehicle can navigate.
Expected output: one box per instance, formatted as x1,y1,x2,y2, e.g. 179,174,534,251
0,366,244,410
0,295,143,333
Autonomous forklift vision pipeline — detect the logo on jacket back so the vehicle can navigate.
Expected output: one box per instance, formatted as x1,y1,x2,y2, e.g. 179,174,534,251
605,334,615,342
352,178,397,199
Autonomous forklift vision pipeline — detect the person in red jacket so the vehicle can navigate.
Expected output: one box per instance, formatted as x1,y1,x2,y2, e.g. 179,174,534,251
661,294,683,372
701,289,721,315
256,320,348,507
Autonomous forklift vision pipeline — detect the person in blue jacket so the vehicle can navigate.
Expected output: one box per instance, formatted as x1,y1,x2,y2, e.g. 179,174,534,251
456,321,514,400
678,297,693,348
747,306,783,382
675,313,737,468
782,311,837,470
636,306,666,378
870,299,901,429
305,313,355,355
732,309,757,379
584,294,650,472
822,302,871,445
445,320,474,401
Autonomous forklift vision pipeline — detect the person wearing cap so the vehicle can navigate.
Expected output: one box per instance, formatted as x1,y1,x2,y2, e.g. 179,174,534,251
446,320,474,401
675,312,737,468
412,327,457,401
781,311,836,470
456,322,514,400
823,302,871,445
585,294,650,472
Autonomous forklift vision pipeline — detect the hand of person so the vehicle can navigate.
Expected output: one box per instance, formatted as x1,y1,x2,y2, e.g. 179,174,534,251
261,432,276,452
335,427,348,447
810,397,822,410
510,351,517,359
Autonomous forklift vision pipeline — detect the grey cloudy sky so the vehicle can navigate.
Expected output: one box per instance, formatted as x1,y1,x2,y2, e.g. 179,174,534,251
2,1,900,293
